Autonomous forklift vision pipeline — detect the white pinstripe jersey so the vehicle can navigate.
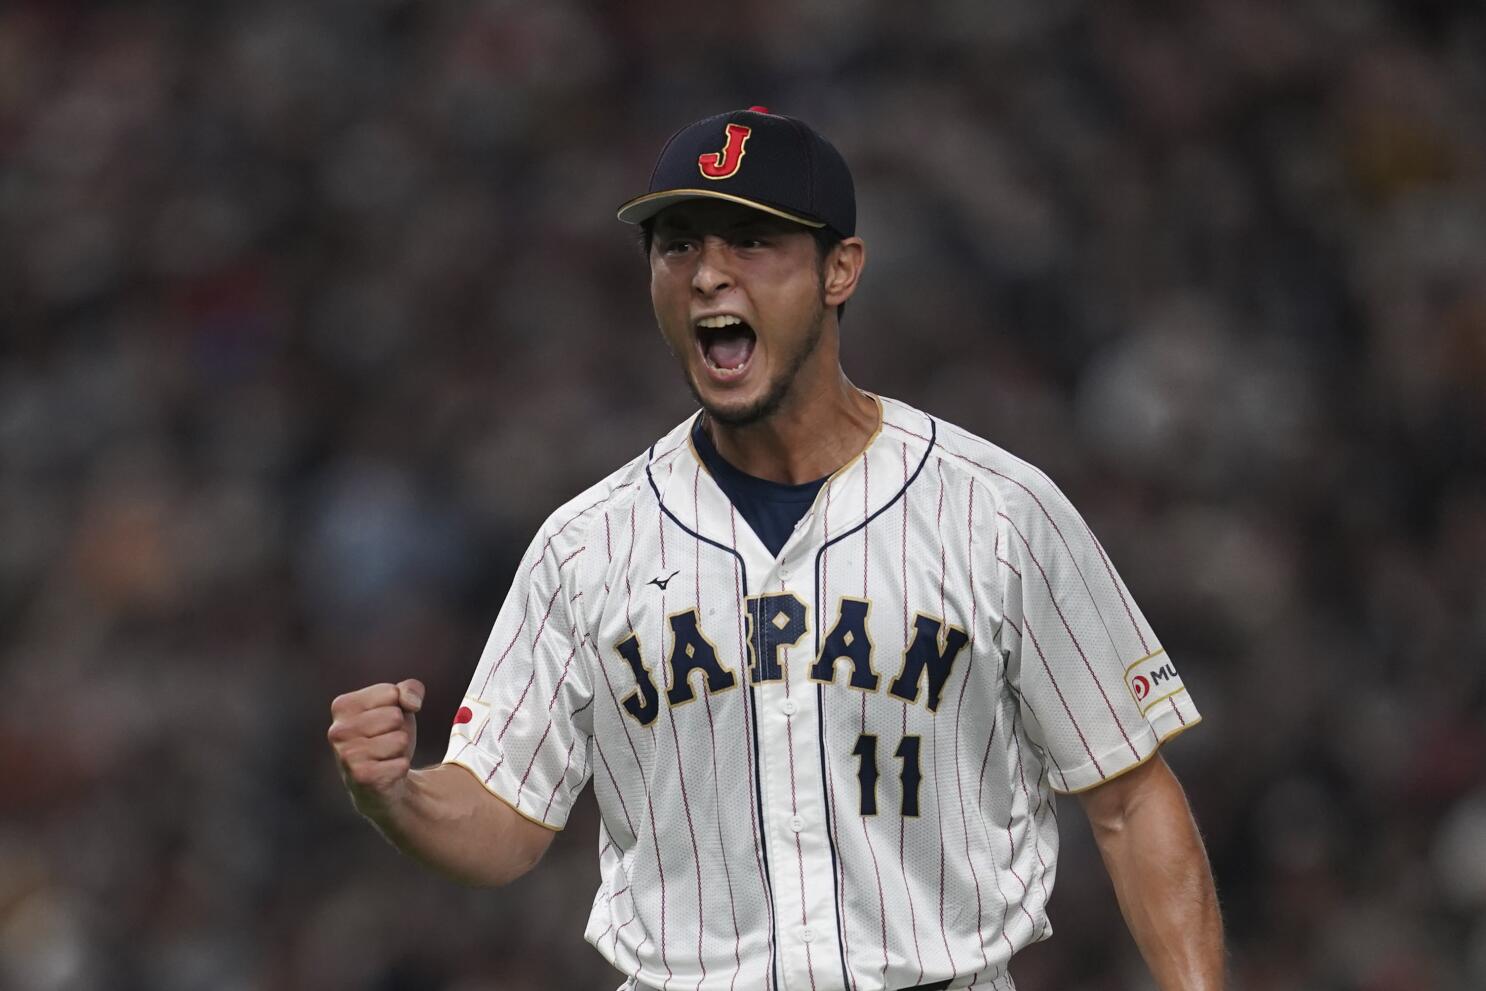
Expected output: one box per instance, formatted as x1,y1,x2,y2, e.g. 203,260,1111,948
443,395,1200,991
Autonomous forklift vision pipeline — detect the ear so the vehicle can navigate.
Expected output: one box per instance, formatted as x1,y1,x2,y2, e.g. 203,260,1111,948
822,237,866,308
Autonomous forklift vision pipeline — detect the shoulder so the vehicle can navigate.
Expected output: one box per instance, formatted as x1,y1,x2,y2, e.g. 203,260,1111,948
878,395,1076,523
527,415,695,561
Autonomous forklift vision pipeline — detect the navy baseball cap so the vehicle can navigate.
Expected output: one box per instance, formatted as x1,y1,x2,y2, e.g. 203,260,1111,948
616,107,856,237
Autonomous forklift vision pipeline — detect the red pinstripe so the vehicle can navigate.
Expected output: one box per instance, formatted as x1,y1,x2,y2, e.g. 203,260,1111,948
517,720,554,791
542,736,577,820
655,501,708,988
968,701,1040,944
587,511,643,838
1018,614,1102,777
695,467,744,991
513,634,591,805
477,487,633,698
898,441,926,986
998,511,1138,762
654,432,691,463
854,451,891,982
1087,526,1151,654
955,478,992,973
592,733,637,836
476,543,586,752
488,559,582,739
776,569,819,991
574,500,662,983
621,503,674,991
974,704,1031,955
1006,712,1053,906
818,480,859,991
729,507,777,990
974,708,1018,959
546,630,584,711
932,460,959,974
992,613,1072,788
1001,722,1045,928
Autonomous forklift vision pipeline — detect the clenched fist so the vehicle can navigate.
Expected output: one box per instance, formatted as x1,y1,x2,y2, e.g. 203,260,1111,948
327,679,424,816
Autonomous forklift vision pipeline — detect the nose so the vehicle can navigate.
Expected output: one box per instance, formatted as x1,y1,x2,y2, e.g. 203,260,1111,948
691,237,733,297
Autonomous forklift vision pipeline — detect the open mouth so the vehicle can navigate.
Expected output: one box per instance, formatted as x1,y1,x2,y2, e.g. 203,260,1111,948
695,315,757,379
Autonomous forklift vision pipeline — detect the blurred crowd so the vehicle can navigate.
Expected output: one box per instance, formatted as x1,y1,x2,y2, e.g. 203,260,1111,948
2,0,1484,988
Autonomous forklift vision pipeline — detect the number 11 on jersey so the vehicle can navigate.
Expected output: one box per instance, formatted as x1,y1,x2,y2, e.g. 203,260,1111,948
851,732,922,817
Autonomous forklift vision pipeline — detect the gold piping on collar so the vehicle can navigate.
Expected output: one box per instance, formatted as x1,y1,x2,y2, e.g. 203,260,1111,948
683,394,884,487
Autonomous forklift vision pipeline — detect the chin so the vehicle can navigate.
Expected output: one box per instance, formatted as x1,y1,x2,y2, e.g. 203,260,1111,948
693,375,791,428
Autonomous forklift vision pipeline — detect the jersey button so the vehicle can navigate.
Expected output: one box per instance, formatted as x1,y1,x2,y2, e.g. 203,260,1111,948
789,815,804,832
780,699,797,716
801,927,815,942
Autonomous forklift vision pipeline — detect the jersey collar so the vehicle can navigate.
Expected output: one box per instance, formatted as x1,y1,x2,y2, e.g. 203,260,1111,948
647,395,937,570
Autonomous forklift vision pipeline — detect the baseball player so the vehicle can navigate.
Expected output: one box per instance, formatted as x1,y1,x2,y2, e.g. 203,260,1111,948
328,108,1225,991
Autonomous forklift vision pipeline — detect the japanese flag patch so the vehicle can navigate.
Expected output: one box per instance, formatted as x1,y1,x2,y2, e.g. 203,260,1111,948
451,698,490,741
1124,650,1185,713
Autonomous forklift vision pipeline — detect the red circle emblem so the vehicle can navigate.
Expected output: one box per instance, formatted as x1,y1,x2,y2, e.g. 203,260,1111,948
1132,675,1150,701
454,706,474,725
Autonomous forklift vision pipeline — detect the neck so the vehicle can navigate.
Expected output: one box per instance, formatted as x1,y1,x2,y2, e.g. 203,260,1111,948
706,364,880,485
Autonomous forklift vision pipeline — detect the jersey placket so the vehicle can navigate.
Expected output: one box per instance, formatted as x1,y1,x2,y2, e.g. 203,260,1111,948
743,520,838,991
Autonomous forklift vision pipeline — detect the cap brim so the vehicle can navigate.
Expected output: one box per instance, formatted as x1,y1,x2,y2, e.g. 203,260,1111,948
616,189,827,228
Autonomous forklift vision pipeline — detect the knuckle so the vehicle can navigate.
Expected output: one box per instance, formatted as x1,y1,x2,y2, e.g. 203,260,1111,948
335,684,396,715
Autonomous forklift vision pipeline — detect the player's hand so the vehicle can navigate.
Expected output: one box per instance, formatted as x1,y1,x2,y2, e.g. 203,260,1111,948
327,679,424,817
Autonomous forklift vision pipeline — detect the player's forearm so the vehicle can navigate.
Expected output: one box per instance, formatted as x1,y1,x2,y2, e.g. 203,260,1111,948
358,763,554,887
1085,761,1226,991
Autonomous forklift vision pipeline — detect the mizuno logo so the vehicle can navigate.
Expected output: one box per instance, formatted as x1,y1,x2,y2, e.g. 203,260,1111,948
648,570,680,591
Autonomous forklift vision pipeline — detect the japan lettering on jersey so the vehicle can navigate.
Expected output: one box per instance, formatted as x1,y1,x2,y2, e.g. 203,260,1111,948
444,396,1200,991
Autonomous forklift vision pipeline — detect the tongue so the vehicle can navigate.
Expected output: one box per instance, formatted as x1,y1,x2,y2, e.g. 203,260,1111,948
707,331,754,370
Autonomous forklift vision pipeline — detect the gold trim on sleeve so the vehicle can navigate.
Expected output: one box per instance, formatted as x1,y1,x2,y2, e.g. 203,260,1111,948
444,758,564,833
1049,716,1203,795
1123,646,1167,676
1140,686,1186,715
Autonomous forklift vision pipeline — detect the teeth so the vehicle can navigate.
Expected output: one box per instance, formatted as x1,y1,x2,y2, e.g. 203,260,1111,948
696,315,744,329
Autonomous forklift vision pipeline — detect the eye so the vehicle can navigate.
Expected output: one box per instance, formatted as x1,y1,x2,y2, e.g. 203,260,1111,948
661,237,696,256
734,235,768,250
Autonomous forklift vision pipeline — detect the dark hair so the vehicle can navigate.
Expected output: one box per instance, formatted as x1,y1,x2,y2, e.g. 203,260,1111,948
638,220,848,320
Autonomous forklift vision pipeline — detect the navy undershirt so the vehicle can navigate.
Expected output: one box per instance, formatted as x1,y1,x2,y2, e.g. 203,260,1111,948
692,417,827,557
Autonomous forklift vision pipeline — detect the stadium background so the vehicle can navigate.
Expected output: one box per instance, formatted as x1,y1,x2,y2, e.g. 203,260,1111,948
2,1,1484,988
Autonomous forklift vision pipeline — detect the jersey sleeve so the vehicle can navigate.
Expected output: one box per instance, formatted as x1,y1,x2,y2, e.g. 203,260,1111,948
997,472,1199,793
442,524,595,829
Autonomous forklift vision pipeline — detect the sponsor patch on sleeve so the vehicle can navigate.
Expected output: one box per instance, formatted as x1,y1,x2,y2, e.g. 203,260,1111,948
451,698,491,741
1124,649,1185,713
